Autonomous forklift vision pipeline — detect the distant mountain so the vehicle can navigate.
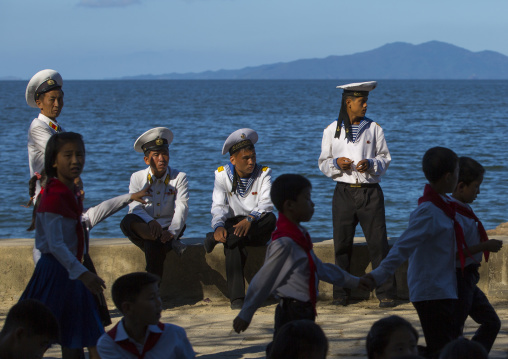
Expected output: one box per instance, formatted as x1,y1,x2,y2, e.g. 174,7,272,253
123,41,508,80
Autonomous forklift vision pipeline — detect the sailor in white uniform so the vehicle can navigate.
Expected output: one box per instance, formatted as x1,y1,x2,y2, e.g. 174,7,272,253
26,69,66,263
120,127,189,279
318,81,396,307
26,69,65,198
204,128,276,309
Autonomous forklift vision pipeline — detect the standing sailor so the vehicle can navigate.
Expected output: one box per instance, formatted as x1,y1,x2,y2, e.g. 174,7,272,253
204,128,276,309
318,81,397,308
120,127,189,280
26,69,65,199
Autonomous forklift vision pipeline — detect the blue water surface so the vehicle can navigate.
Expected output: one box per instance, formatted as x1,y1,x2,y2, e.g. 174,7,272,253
1,80,507,240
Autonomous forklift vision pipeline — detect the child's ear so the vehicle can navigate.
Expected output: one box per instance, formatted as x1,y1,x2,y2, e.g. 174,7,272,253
121,301,131,314
455,181,466,191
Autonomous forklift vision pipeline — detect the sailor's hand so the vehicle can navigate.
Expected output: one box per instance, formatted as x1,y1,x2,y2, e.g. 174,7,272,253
356,159,370,173
233,219,252,237
214,227,227,243
160,230,174,243
484,239,503,252
79,271,106,295
337,157,353,170
148,220,163,240
131,184,152,204
233,316,250,333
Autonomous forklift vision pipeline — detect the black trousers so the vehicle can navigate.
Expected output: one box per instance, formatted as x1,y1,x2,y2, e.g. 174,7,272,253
454,264,500,353
222,212,276,301
331,182,396,300
266,298,316,356
120,213,186,279
413,299,461,359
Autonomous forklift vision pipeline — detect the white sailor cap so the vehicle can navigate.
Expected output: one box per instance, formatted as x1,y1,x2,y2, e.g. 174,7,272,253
222,128,258,155
336,81,377,97
134,127,174,154
26,69,63,108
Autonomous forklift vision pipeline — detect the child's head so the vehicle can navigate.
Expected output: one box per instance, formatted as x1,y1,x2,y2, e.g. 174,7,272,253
271,174,314,222
268,319,328,359
112,272,162,326
452,157,485,204
0,299,59,359
366,315,418,359
438,337,487,359
422,147,459,190
44,132,85,180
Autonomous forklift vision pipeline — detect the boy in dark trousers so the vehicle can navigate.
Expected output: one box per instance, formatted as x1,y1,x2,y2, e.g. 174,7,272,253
365,147,463,359
451,156,502,353
233,174,370,350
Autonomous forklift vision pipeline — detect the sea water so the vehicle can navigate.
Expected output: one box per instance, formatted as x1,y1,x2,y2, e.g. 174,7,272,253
1,80,507,240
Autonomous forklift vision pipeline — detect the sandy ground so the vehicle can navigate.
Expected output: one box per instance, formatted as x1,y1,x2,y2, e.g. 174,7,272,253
2,296,507,359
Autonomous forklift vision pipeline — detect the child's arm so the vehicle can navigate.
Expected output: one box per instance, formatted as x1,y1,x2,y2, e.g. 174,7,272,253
83,186,151,230
460,239,503,259
233,239,294,333
314,255,373,292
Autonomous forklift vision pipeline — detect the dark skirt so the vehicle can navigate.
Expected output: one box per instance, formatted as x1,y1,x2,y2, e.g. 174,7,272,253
20,253,104,348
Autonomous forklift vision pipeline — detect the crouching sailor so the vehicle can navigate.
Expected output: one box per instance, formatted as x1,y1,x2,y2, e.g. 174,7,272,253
120,127,189,280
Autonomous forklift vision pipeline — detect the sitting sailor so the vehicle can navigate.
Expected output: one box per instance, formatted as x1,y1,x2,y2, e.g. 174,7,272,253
204,128,276,309
120,127,189,280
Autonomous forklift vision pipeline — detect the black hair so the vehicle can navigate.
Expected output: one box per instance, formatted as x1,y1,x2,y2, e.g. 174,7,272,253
230,144,255,157
422,147,458,183
0,299,59,341
44,132,85,179
457,157,485,185
268,320,328,359
25,171,48,231
438,337,487,359
270,174,312,212
366,315,419,359
112,272,160,313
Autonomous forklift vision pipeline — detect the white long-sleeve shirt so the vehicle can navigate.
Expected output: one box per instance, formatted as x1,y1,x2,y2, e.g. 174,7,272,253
370,200,458,302
36,193,132,280
127,167,189,237
211,164,273,229
27,114,64,197
238,230,360,323
452,198,484,266
97,320,195,359
318,118,390,184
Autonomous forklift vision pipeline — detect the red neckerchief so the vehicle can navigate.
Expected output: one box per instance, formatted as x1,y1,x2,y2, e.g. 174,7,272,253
37,178,84,261
455,202,490,262
107,321,165,359
271,213,317,313
418,184,468,270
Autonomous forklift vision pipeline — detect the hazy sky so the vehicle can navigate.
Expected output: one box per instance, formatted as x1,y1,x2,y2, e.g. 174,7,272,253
2,0,507,79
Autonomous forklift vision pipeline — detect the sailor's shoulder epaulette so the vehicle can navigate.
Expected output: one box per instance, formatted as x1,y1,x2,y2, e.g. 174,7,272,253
261,166,269,172
217,166,224,172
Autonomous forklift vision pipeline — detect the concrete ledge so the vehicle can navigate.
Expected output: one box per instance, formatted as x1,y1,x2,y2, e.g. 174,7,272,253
1,236,507,305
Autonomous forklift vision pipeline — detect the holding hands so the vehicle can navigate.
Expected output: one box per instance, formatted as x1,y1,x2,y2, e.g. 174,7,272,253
360,273,377,292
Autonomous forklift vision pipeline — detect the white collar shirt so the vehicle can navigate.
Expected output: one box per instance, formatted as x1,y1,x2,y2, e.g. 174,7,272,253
97,319,195,359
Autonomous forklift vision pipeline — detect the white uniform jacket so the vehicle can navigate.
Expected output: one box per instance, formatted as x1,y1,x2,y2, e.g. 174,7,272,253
37,194,132,280
27,114,64,196
211,164,273,230
370,200,458,302
318,118,390,184
238,229,360,323
127,167,189,237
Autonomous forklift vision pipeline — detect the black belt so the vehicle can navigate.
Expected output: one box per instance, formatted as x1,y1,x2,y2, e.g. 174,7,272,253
337,182,379,188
